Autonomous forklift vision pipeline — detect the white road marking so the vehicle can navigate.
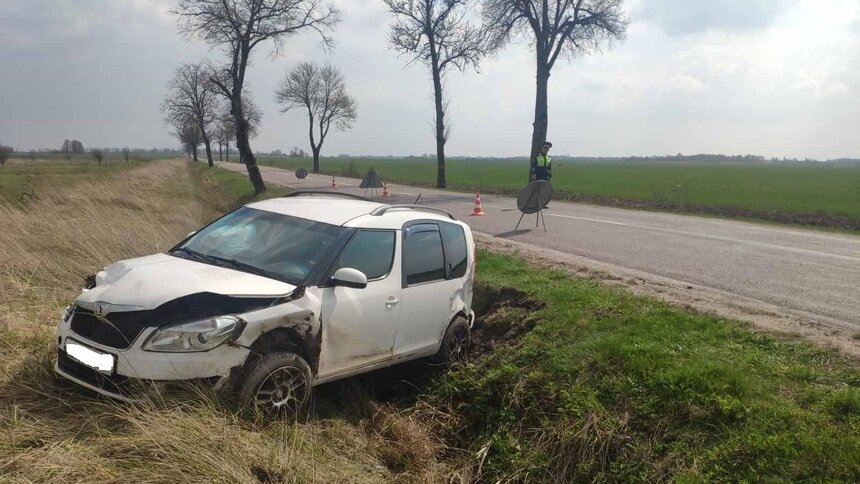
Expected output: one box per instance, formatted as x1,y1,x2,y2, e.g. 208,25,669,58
549,213,860,262
547,214,628,226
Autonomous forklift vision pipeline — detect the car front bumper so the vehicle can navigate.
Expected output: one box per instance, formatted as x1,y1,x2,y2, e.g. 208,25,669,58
55,318,250,401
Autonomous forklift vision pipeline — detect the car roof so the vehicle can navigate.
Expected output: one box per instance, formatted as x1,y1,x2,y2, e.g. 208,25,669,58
245,195,462,229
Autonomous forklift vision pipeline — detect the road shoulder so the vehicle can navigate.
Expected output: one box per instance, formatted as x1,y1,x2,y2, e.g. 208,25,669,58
477,233,860,359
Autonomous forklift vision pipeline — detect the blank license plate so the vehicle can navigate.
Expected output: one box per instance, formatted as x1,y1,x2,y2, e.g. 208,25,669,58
66,341,115,373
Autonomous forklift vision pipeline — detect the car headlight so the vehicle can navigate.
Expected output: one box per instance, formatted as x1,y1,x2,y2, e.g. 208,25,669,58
61,305,74,323
142,315,244,352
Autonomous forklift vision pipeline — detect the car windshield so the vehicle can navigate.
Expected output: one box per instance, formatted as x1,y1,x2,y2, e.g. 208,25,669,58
173,207,346,284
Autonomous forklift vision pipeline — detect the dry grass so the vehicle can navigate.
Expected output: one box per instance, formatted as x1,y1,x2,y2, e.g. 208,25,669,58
0,160,459,483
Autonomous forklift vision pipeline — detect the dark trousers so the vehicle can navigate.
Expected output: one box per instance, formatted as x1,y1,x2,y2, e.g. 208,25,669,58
534,165,551,181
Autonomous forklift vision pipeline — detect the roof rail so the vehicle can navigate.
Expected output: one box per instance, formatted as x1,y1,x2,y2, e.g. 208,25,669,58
370,204,456,220
282,190,370,202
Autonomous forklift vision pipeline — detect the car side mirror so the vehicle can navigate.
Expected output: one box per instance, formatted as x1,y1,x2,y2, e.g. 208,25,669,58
331,268,368,289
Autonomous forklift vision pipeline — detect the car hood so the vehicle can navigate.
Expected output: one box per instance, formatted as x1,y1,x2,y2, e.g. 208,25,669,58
76,253,297,311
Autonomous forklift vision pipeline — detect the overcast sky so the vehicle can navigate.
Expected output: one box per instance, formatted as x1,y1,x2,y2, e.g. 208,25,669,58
1,0,858,158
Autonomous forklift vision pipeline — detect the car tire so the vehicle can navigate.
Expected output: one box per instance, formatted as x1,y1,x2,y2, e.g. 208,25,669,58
434,317,471,366
237,352,313,419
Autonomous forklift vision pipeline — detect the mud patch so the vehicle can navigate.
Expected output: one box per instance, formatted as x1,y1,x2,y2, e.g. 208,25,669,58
470,285,546,356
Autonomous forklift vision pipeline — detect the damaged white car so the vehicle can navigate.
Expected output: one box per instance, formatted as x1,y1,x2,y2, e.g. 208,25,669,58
55,191,476,415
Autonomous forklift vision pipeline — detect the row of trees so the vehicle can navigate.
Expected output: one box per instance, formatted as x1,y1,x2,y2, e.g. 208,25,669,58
60,139,86,154
162,62,262,167
0,143,12,166
169,0,628,192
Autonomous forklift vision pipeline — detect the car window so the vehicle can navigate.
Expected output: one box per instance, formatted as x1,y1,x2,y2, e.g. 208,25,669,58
404,227,446,285
333,230,395,280
440,222,468,279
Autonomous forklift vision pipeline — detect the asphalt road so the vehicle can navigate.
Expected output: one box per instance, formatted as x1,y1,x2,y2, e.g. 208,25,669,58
222,162,860,329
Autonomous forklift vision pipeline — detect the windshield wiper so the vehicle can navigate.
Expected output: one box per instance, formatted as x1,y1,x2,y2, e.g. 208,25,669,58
170,247,215,263
171,248,287,282
204,254,284,281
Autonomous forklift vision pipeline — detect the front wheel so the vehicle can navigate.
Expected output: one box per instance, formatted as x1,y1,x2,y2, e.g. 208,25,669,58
237,352,312,419
434,317,471,366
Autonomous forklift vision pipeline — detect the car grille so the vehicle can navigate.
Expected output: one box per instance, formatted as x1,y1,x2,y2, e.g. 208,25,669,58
69,307,147,350
57,348,131,396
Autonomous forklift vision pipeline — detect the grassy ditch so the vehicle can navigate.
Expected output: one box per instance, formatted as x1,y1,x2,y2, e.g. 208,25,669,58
428,253,860,481
0,160,449,482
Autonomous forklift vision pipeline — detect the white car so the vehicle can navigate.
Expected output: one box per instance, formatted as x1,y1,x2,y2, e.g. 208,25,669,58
55,191,476,415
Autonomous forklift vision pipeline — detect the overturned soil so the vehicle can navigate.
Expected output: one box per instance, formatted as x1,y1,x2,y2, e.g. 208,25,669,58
470,286,545,356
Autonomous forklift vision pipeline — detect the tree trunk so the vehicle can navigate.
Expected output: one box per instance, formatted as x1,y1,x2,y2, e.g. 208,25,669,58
192,145,198,162
233,99,264,193
430,48,446,188
312,147,321,174
203,136,214,167
529,58,550,183
218,142,223,161
226,143,230,162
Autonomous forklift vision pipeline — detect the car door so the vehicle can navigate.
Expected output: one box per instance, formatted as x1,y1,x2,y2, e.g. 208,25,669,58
317,229,401,379
393,222,457,359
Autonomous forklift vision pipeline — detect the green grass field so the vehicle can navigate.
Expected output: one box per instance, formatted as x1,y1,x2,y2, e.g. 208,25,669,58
0,159,146,205
431,251,860,481
254,156,860,228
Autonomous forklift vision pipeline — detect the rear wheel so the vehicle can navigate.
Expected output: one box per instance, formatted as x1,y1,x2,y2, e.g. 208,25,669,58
237,352,312,419
435,317,471,366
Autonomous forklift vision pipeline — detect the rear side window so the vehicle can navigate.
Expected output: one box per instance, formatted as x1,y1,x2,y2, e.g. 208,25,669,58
440,222,468,279
334,230,395,280
404,226,446,285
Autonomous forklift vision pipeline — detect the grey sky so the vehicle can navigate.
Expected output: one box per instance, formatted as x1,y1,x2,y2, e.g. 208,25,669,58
0,0,858,159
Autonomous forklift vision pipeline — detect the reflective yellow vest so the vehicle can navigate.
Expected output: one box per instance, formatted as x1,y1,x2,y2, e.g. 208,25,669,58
536,154,552,167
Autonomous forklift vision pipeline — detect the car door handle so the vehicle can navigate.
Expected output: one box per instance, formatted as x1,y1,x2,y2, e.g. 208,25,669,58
385,297,400,307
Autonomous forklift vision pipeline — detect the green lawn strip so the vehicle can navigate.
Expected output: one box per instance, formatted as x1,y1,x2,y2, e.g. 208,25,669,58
252,156,860,230
430,251,860,481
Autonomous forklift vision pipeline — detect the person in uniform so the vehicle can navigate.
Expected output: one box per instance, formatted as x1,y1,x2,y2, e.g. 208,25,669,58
532,141,552,182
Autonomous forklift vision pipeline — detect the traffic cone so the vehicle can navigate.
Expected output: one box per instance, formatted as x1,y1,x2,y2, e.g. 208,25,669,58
382,182,390,198
331,176,337,188
470,192,485,216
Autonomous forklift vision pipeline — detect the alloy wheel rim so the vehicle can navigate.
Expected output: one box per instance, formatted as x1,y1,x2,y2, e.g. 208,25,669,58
254,366,307,415
446,325,469,362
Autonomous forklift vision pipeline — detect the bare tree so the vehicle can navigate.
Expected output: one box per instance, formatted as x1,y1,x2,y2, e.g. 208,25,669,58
92,149,104,165
162,62,219,167
216,107,235,162
212,116,228,162
238,94,262,164
174,117,202,161
275,62,357,173
0,144,12,166
172,0,341,194
384,0,484,188
482,0,627,181
122,147,130,162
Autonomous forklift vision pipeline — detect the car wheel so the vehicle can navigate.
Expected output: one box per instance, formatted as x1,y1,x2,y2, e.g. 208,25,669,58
237,352,312,418
435,317,471,366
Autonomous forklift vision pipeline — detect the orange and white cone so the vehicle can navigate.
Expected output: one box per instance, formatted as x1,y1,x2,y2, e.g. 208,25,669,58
470,192,485,216
382,182,390,198
331,176,337,188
